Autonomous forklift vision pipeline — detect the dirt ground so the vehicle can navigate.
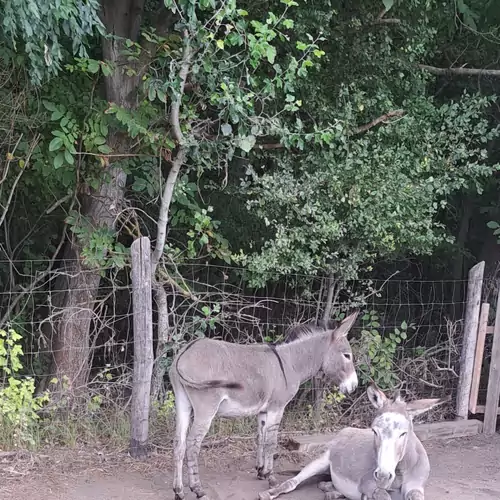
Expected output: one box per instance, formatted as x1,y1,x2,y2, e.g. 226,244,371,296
1,434,500,500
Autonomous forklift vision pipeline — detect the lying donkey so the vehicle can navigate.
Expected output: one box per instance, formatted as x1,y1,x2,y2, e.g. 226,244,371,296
170,312,359,500
259,384,447,500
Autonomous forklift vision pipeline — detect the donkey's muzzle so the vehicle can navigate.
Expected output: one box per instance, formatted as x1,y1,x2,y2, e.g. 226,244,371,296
373,468,394,489
339,371,358,394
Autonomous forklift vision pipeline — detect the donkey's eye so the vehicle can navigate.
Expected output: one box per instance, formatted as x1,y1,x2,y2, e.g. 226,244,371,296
343,353,352,361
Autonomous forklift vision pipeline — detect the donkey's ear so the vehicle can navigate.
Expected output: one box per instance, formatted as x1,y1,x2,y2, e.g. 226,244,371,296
367,384,388,409
333,311,358,339
406,396,450,418
392,389,403,403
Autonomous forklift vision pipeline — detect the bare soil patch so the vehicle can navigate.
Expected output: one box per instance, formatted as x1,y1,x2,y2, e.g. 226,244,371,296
1,434,499,499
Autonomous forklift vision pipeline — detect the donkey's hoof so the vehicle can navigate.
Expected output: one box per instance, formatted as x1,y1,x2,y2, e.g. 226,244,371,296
174,490,185,500
258,492,272,500
318,481,334,492
325,492,345,500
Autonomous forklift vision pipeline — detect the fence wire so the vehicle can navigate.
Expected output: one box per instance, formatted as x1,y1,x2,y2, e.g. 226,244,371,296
0,259,474,437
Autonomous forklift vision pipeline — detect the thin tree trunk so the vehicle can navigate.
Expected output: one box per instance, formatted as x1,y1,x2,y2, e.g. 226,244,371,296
151,31,192,401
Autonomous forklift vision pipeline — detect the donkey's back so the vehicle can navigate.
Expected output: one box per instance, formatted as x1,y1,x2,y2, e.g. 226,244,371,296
170,337,288,394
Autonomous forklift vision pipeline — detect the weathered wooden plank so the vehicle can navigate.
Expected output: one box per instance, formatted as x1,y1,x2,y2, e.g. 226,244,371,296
484,287,500,434
469,303,490,414
284,420,483,453
456,261,485,420
129,237,154,458
473,405,500,415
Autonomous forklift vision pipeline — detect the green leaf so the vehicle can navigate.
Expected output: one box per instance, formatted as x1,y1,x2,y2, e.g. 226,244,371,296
42,101,57,112
487,221,499,229
64,149,74,165
157,89,167,103
51,110,64,121
148,85,157,102
87,59,100,74
216,39,225,50
53,152,65,169
132,178,147,192
401,321,408,330
296,41,308,51
99,122,109,137
49,137,63,152
266,46,277,64
382,0,394,12
94,136,106,146
98,144,113,154
100,62,113,77
238,135,256,153
221,123,233,136
282,19,294,29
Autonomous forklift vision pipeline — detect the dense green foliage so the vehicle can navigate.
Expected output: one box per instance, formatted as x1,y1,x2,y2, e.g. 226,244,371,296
0,0,499,441
1,0,499,286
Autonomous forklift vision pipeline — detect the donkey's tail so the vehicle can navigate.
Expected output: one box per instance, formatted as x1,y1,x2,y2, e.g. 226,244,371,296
174,338,244,390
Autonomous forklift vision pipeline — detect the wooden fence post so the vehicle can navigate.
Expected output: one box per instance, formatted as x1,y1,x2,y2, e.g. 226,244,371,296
469,303,490,414
130,237,154,458
483,287,500,434
456,261,485,420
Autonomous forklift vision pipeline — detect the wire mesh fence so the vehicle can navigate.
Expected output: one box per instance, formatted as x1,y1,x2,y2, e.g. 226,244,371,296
0,259,479,446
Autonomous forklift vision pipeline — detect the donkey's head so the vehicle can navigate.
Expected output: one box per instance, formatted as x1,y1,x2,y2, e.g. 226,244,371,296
320,312,358,394
367,384,447,489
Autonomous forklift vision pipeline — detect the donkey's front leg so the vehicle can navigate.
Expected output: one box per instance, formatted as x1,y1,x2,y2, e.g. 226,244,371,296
360,472,391,500
259,408,284,487
186,412,214,499
259,451,330,500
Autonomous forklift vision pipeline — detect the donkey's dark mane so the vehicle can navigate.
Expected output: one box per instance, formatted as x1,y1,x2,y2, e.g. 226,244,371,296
282,319,340,344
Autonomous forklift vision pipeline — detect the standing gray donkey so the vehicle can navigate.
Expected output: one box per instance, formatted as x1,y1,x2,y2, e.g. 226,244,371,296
169,312,359,500
259,384,448,500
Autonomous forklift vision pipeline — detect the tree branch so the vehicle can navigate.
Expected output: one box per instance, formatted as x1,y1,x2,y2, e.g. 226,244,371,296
151,30,192,272
352,109,404,134
253,109,405,151
257,143,287,150
419,64,500,77
0,134,39,229
170,30,191,145
373,18,401,25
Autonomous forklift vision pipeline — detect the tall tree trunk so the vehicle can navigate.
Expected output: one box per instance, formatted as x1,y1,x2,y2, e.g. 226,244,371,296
51,0,145,399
